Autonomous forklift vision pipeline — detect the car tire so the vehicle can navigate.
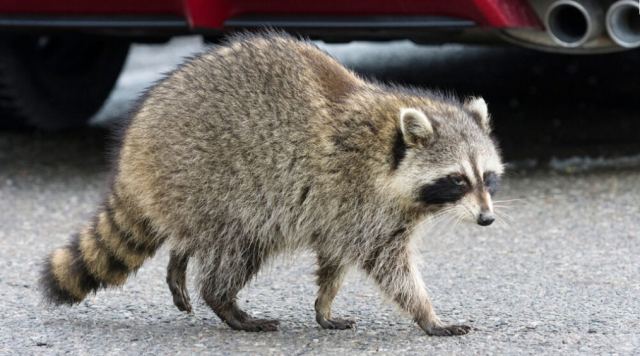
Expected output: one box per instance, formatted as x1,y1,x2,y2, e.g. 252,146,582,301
0,35,130,130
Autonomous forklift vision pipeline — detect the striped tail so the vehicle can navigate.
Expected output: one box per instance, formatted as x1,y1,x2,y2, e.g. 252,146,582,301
40,192,165,305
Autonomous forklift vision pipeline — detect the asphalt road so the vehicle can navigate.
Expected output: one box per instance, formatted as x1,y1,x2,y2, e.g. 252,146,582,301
1,37,640,355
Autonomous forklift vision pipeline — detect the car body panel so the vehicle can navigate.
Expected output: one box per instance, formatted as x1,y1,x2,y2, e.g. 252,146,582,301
0,0,540,30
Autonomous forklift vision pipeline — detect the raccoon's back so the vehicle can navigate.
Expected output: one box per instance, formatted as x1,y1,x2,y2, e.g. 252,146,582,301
116,33,362,236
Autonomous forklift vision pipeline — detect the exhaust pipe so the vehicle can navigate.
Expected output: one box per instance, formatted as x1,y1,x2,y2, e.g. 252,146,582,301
606,0,640,48
545,0,603,47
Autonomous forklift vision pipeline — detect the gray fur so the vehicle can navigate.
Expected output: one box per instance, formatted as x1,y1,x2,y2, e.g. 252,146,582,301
41,32,503,336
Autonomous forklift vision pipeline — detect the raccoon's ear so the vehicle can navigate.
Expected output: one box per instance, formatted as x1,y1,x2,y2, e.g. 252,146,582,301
464,97,491,133
399,108,433,146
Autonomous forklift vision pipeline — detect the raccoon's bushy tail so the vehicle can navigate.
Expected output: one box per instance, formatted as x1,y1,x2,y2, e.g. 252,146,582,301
40,192,165,305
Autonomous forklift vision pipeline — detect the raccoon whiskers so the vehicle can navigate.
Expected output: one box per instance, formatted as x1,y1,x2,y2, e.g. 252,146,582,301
498,210,514,221
452,213,464,229
460,203,476,222
493,214,512,229
492,205,512,209
492,199,524,210
491,203,514,229
422,208,457,237
493,204,517,216
493,207,514,222
429,207,456,221
493,198,524,203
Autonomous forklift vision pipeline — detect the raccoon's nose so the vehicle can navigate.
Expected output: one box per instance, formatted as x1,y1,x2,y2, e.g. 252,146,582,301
477,213,494,226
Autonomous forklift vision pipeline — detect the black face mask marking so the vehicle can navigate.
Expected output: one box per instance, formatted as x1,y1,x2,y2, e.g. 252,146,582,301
391,129,407,170
418,174,471,205
483,171,500,195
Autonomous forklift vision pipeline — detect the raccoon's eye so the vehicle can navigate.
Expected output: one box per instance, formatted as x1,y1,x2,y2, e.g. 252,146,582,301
418,174,471,205
449,174,467,186
483,171,500,195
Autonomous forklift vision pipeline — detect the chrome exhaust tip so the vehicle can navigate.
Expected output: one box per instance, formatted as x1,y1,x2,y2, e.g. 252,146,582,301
606,0,640,48
545,0,602,47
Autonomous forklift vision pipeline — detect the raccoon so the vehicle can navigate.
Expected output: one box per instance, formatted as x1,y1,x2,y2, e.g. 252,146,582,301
40,32,503,336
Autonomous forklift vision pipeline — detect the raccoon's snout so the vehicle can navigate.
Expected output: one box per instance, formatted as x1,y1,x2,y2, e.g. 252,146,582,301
477,212,494,226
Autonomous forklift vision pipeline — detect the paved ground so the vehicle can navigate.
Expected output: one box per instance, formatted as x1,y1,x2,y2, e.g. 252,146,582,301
1,38,640,355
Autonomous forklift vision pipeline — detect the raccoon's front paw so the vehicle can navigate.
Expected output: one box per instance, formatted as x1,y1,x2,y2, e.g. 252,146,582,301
172,289,192,313
424,324,471,336
167,274,192,313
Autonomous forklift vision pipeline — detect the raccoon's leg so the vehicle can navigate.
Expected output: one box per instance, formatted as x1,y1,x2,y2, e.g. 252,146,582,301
314,256,355,330
362,245,471,336
200,245,280,332
166,250,192,313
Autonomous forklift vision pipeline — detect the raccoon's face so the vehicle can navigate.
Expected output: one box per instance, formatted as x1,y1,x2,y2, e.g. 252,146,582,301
389,97,504,226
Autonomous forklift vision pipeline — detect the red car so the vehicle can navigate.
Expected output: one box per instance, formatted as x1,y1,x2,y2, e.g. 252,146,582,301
1,0,638,129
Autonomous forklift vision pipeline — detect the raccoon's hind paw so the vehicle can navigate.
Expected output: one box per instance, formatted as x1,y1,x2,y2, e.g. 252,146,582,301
424,324,471,336
317,317,356,330
211,302,280,332
226,317,280,332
